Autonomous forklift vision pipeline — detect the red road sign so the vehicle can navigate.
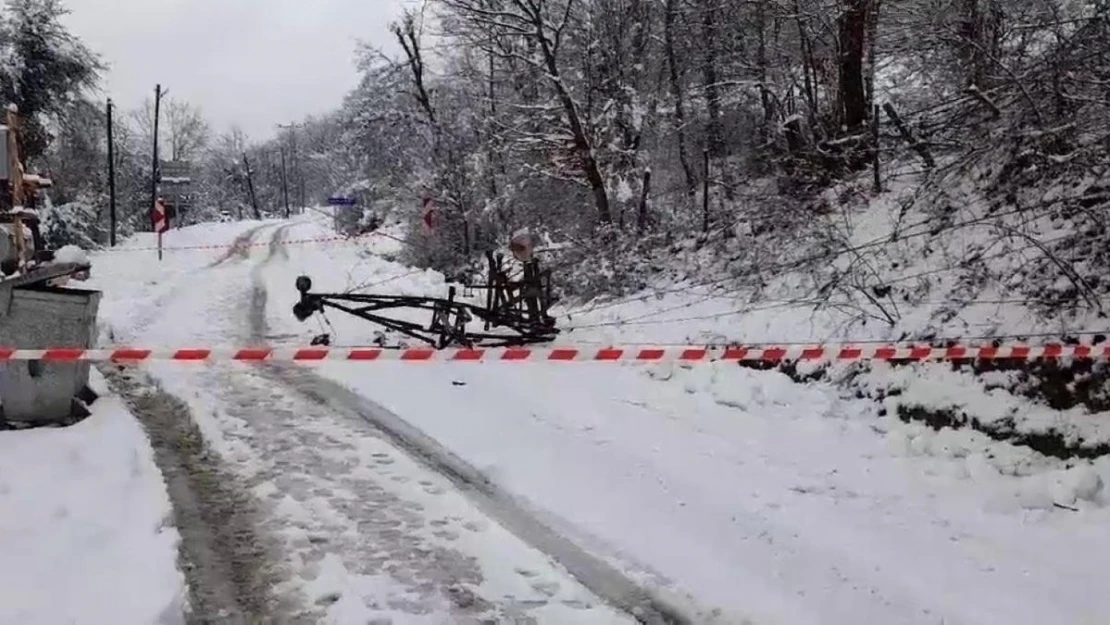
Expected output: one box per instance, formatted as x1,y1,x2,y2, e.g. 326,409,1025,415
152,198,169,233
422,197,437,232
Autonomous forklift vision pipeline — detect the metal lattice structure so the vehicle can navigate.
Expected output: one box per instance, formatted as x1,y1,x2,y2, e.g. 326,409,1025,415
293,250,559,349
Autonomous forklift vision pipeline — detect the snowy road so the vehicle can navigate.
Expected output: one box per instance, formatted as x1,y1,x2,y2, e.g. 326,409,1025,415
103,222,642,623
252,227,685,623
76,215,1110,625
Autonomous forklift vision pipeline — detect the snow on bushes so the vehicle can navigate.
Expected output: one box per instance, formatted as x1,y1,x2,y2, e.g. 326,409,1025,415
37,200,103,250
855,362,1110,457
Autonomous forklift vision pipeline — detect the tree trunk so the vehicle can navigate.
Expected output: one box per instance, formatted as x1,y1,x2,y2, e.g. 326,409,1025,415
958,0,1003,88
664,0,697,200
637,169,652,234
793,0,820,132
700,0,723,158
393,15,437,125
534,18,612,225
756,0,775,145
865,0,880,112
486,43,501,202
838,0,871,132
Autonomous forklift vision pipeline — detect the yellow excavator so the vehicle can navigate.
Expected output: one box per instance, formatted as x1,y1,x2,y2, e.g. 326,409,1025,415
1,104,88,285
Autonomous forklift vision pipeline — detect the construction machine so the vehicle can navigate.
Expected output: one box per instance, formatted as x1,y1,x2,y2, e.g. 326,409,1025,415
1,105,99,427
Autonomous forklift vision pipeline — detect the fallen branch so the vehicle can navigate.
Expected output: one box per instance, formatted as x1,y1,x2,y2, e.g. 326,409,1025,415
883,102,936,168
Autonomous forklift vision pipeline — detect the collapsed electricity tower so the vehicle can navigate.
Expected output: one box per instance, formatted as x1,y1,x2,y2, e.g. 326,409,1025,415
293,232,559,349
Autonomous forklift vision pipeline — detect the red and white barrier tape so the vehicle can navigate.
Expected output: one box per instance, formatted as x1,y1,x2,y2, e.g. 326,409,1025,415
107,232,385,254
0,343,1105,364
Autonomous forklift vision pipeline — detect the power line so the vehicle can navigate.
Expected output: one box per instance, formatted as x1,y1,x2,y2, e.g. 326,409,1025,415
561,198,1086,319
616,230,1080,315
560,230,1098,334
558,329,1110,348
345,269,425,295
566,290,1110,333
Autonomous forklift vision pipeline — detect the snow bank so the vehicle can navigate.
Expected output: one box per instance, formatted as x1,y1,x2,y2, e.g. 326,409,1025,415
857,362,1110,449
54,244,90,265
881,418,1110,511
0,370,186,625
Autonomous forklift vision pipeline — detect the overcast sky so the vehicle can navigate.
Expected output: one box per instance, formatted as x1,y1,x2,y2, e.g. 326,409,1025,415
62,0,406,141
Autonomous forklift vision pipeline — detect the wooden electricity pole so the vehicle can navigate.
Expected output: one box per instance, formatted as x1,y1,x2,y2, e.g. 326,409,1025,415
277,122,304,212
107,99,117,246
150,84,165,260
279,147,290,219
242,153,261,220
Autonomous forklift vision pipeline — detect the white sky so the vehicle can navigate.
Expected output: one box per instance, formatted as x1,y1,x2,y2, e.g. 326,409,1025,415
62,0,406,141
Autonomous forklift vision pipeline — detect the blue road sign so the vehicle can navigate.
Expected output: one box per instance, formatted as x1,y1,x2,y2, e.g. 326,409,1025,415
327,196,358,207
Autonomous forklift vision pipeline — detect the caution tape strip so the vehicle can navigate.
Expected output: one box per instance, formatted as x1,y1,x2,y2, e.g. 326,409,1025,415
0,343,1105,363
105,232,386,254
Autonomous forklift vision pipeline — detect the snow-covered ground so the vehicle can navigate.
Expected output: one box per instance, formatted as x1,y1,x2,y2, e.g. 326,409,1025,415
0,370,185,625
7,204,1110,624
259,214,1110,624
83,219,638,623
555,174,1109,349
0,222,266,625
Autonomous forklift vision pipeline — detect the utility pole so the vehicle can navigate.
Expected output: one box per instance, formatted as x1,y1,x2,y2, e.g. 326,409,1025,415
106,98,117,246
243,153,261,220
279,147,290,219
150,84,166,259
277,122,304,212
299,159,306,211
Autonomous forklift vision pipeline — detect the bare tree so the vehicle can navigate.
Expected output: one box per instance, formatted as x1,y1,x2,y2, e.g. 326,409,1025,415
131,96,209,162
440,0,614,225
664,0,696,200
165,99,210,161
837,0,874,133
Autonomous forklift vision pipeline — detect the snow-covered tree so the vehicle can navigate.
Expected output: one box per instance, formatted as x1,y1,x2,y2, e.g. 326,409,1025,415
0,0,101,165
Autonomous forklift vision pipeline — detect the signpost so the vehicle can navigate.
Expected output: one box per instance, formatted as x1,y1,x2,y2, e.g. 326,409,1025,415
327,195,358,233
150,85,163,259
159,159,193,221
422,197,437,234
152,198,169,261
327,196,358,206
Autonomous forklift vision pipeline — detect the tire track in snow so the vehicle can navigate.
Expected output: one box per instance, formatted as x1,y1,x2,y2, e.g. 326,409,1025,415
251,228,696,625
186,363,510,622
249,224,292,341
101,367,294,624
207,223,275,268
115,223,278,345
136,224,632,623
102,223,296,623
